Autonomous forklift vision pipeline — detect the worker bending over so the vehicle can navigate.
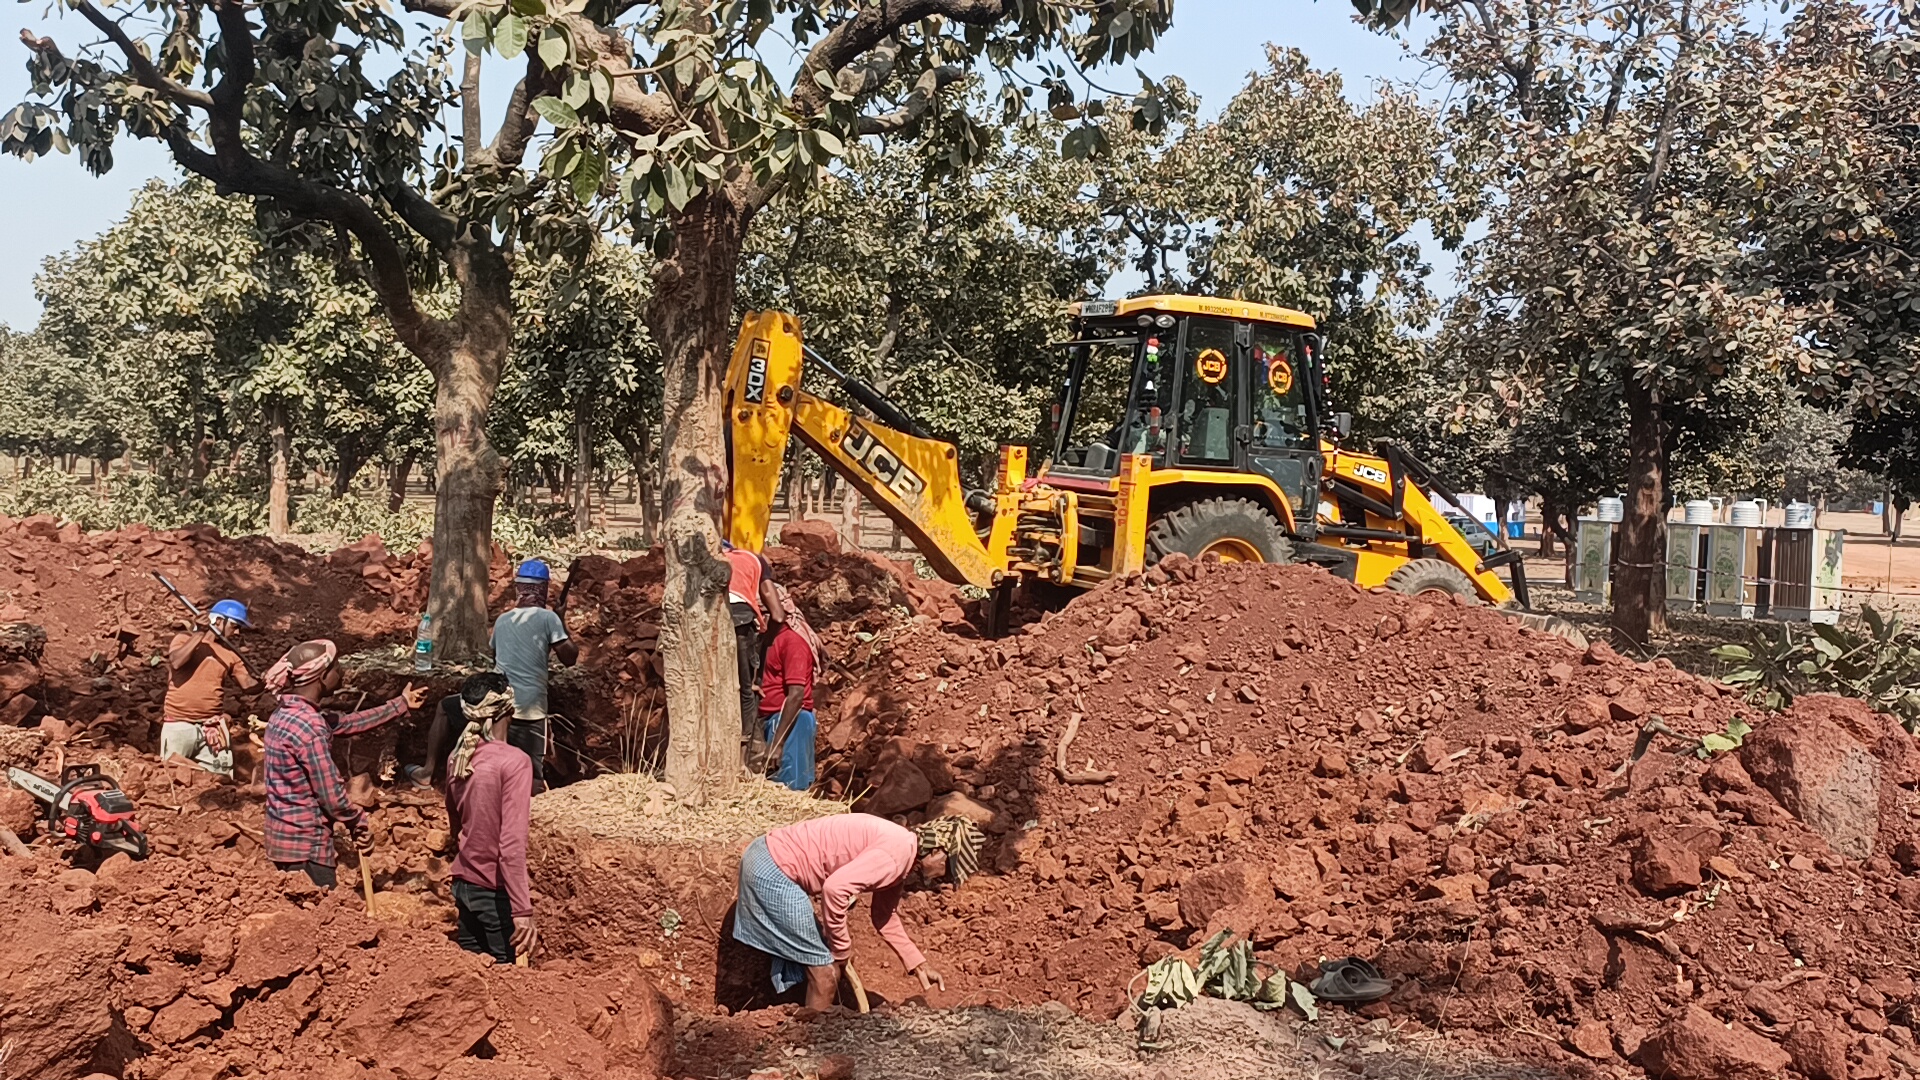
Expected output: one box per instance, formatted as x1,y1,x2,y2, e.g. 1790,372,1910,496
733,813,982,1008
491,559,577,790
444,673,536,964
161,599,257,777
261,639,426,888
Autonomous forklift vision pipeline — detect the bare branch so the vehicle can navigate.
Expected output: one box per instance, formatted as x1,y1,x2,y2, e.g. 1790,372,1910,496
855,65,965,136
607,82,678,137
400,0,460,19
63,2,214,109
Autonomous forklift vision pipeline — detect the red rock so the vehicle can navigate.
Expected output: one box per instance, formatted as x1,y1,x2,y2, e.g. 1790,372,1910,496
1741,711,1882,860
1220,751,1263,784
1410,735,1451,774
1544,662,1575,688
924,791,995,830
1099,608,1144,647
860,757,932,817
1608,687,1649,723
1313,752,1349,778
1639,1006,1790,1080
0,787,38,834
1632,832,1703,896
1744,984,1795,1026
1568,1018,1615,1060
0,922,128,1080
779,519,842,555
1178,861,1273,930
147,996,221,1044
1702,752,1758,794
335,960,495,1080
1268,845,1322,901
1565,694,1610,733
0,661,39,698
1401,603,1437,635
1584,641,1619,664
817,1055,856,1080
232,910,322,988
1782,1019,1849,1080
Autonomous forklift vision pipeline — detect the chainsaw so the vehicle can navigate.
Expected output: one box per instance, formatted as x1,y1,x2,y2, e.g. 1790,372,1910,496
7,764,149,859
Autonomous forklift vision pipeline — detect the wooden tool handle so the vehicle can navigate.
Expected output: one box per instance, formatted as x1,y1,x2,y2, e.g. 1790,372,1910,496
843,959,871,1014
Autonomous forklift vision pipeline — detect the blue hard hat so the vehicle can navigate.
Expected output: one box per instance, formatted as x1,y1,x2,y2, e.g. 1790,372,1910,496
514,559,551,583
209,599,251,627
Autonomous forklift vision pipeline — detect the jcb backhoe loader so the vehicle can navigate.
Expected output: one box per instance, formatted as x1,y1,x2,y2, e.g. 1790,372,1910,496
724,296,1559,635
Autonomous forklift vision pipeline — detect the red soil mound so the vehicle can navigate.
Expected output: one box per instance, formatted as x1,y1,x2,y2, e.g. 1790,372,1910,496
813,557,1920,1075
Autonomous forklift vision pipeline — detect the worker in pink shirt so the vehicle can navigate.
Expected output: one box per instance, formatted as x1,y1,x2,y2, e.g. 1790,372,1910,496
444,673,536,965
732,812,985,1008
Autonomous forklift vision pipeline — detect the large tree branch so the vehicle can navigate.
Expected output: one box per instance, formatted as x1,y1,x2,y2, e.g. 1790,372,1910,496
209,0,254,114
854,64,964,136
790,0,1009,118
60,4,213,109
461,51,483,154
487,72,538,166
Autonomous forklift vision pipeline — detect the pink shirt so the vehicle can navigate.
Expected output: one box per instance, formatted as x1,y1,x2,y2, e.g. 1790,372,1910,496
764,813,924,971
446,740,534,918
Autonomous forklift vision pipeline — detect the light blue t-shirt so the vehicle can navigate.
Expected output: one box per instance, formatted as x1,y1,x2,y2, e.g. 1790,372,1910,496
490,607,569,720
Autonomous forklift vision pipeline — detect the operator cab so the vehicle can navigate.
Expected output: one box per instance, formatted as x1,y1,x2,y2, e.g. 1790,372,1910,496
1046,296,1332,523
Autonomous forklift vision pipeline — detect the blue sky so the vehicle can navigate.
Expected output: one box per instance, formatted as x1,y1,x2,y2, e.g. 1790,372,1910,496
0,1,1428,330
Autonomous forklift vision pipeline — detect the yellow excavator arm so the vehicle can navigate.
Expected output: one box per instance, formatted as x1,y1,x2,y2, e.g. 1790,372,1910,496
724,311,1002,588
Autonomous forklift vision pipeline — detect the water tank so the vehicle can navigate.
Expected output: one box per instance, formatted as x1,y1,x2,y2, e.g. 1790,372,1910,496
1683,499,1714,525
1730,500,1763,527
1597,497,1625,522
1783,501,1816,529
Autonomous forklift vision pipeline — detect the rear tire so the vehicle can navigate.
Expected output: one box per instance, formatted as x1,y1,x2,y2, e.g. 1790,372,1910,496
1384,558,1480,601
1145,498,1293,565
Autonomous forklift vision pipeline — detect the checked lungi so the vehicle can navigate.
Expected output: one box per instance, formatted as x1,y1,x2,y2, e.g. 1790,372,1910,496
732,835,833,992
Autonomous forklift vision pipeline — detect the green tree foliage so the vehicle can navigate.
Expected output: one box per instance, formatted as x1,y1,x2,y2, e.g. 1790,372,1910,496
28,181,431,513
1418,0,1820,647
1157,47,1452,433
0,330,123,466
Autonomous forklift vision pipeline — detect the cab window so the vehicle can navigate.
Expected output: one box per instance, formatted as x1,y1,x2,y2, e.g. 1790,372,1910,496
1250,325,1311,449
1177,319,1237,465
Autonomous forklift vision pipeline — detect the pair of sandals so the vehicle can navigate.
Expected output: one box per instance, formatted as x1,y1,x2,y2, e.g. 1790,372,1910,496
1310,957,1392,1004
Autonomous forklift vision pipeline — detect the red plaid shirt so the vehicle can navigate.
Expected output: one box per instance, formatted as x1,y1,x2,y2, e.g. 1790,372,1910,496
264,694,409,866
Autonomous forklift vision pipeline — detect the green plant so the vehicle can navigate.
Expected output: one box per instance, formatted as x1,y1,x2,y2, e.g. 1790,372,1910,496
295,489,433,550
1713,605,1920,731
1696,717,1754,758
1131,930,1314,1018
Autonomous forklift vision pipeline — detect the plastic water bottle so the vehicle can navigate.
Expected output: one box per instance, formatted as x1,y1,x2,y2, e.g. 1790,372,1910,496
412,612,434,673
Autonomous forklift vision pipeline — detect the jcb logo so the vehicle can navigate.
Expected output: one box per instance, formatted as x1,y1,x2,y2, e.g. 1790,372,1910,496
842,422,926,504
744,341,770,404
1353,464,1388,484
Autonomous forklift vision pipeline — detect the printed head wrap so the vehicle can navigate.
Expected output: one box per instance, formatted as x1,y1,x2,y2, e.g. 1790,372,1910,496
263,639,338,695
915,816,986,886
450,684,515,781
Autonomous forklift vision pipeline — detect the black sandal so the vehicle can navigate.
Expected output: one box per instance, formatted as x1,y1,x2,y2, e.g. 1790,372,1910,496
1310,957,1392,1004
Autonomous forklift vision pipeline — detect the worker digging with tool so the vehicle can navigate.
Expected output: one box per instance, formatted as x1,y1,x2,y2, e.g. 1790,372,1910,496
160,599,256,778
732,813,982,1009
491,559,577,792
441,672,536,965
723,540,784,767
261,639,427,888
413,673,520,792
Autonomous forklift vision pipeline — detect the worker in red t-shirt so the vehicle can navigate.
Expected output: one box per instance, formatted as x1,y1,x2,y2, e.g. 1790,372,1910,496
758,620,816,791
723,541,784,765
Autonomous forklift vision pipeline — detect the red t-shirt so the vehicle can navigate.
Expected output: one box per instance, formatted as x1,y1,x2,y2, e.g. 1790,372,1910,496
759,625,815,715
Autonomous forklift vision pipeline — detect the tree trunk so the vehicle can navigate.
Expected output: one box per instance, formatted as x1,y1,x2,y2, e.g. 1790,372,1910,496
650,192,750,806
1612,381,1667,650
388,447,420,512
1539,498,1559,558
268,401,292,536
423,274,510,659
574,394,594,538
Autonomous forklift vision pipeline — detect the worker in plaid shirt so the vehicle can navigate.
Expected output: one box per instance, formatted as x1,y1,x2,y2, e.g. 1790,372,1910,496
262,639,426,888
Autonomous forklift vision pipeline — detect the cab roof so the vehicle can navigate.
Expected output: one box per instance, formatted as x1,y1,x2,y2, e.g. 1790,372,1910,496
1070,295,1317,330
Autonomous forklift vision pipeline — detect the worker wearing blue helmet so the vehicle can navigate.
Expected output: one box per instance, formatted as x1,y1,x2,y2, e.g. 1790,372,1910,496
489,558,578,789
161,598,259,777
